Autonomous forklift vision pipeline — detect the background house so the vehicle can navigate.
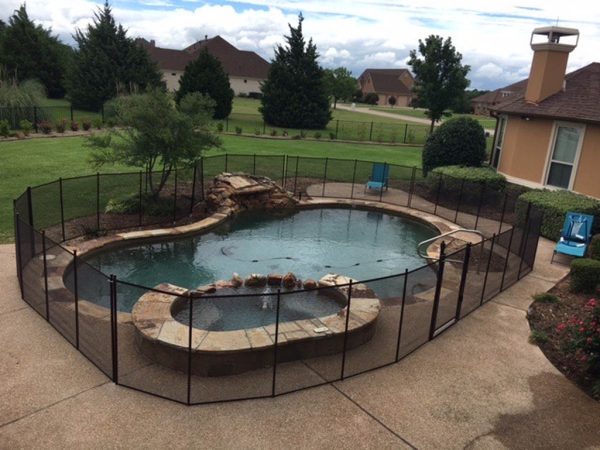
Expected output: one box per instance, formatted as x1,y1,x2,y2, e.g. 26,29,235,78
490,26,600,199
137,36,270,94
358,68,414,106
471,79,528,116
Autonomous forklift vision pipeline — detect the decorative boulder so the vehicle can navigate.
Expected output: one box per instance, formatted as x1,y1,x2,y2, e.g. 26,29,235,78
282,272,297,289
189,284,216,297
303,279,317,289
231,273,243,288
245,274,267,287
267,273,283,286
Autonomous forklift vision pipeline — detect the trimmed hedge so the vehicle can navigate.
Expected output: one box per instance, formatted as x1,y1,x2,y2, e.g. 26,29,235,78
431,166,506,192
570,258,600,293
516,190,600,241
589,234,600,260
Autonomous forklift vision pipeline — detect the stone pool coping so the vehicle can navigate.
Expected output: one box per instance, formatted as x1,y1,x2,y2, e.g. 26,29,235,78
132,275,380,355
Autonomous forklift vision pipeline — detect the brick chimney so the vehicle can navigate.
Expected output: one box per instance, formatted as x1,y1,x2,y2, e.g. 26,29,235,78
524,26,579,104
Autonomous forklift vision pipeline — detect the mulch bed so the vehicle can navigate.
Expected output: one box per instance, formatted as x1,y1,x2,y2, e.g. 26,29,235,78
528,276,599,400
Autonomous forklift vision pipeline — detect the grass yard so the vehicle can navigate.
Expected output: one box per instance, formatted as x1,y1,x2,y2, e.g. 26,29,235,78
36,98,102,123
0,135,422,243
370,105,497,129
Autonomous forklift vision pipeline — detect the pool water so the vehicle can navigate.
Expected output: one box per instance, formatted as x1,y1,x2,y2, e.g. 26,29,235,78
73,208,437,311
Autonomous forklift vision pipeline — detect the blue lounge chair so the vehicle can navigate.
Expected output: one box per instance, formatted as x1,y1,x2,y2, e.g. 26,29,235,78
365,163,389,193
551,212,594,263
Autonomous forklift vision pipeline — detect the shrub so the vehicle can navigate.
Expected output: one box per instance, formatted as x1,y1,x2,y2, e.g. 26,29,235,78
55,119,67,133
216,122,224,132
300,130,306,139
532,292,560,304
557,298,600,373
529,329,549,344
314,131,322,139
270,129,277,137
329,132,336,140
430,166,507,193
38,120,52,134
570,259,600,293
237,92,248,98
93,118,103,130
235,126,242,135
106,118,116,128
70,121,79,132
105,193,173,217
254,129,261,135
82,119,92,131
248,92,263,100
363,92,379,105
291,134,302,140
589,235,600,260
406,128,415,144
516,190,600,241
19,120,32,136
0,120,9,137
422,117,486,175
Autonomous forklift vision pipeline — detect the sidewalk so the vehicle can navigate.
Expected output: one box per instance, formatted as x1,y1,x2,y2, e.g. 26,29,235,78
1,237,599,448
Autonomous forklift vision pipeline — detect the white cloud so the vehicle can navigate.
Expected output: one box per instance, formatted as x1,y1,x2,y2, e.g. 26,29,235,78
1,0,599,89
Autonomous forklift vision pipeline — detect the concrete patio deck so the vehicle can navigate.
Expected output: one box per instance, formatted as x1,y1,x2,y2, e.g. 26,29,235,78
1,238,599,449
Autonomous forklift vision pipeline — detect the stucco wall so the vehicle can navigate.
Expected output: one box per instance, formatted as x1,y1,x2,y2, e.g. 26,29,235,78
160,70,263,95
162,69,184,91
497,116,553,184
573,124,600,198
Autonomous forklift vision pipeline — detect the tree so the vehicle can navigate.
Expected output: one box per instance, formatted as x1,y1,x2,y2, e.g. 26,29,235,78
388,96,397,107
176,49,233,119
408,35,470,133
87,90,220,197
422,117,486,175
0,5,70,98
260,14,331,129
323,67,356,109
68,2,163,111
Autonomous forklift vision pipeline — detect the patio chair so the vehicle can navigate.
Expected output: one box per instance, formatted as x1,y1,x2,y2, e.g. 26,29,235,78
551,212,594,263
365,163,389,193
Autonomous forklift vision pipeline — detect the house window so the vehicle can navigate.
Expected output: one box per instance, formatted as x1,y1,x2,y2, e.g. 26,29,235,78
492,115,507,168
244,79,247,83
171,73,176,76
546,125,583,189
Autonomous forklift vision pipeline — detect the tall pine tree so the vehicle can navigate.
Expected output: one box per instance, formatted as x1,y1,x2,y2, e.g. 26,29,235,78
260,14,331,129
68,2,163,111
176,49,233,120
0,5,70,98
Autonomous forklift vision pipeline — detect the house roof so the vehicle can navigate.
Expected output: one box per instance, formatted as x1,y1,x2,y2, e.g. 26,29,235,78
471,79,528,105
359,68,413,95
492,63,600,124
138,36,270,79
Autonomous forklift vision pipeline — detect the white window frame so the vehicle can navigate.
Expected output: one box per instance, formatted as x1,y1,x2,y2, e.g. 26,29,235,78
542,121,585,191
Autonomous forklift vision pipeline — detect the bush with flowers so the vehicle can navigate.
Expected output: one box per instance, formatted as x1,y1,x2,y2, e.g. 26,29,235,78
557,298,600,375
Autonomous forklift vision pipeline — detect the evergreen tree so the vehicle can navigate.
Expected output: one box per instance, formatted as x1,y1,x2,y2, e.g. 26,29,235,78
0,5,69,98
260,14,331,129
408,35,470,133
68,2,163,111
175,49,233,119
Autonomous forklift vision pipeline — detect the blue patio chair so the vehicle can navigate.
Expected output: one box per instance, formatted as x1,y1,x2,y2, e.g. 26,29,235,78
365,163,389,193
551,212,594,263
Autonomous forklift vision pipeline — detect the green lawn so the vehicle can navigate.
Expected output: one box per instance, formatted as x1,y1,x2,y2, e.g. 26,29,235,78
370,105,497,129
0,135,422,243
35,98,102,123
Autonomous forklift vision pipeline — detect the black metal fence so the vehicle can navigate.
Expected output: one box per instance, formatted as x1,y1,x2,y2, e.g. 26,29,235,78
13,154,542,405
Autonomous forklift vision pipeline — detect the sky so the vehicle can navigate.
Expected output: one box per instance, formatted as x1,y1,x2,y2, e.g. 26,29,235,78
1,0,599,90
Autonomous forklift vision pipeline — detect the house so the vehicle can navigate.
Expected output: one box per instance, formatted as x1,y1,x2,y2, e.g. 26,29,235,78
471,79,528,116
137,36,270,95
358,68,414,106
490,26,600,200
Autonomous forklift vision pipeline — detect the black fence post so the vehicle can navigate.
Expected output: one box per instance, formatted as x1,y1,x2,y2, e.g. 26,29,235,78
433,172,443,215
408,166,416,208
190,165,197,215
172,168,178,223
454,178,465,223
70,105,74,122
403,123,408,143
26,186,35,255
429,241,446,340
42,230,49,321
395,269,408,362
455,244,471,320
474,183,485,230
369,121,374,141
96,173,100,231
225,154,228,172
225,117,229,132
101,104,105,123
33,106,38,132
110,275,119,384
498,192,508,234
350,159,357,199
335,120,339,139
480,234,496,305
321,157,329,197
13,209,23,297
500,227,516,291
340,281,353,380
263,120,266,135
73,250,80,349
281,155,286,187
59,177,65,241
187,293,193,405
199,157,205,201
517,202,532,279
293,156,299,196
138,171,143,226
272,290,281,397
